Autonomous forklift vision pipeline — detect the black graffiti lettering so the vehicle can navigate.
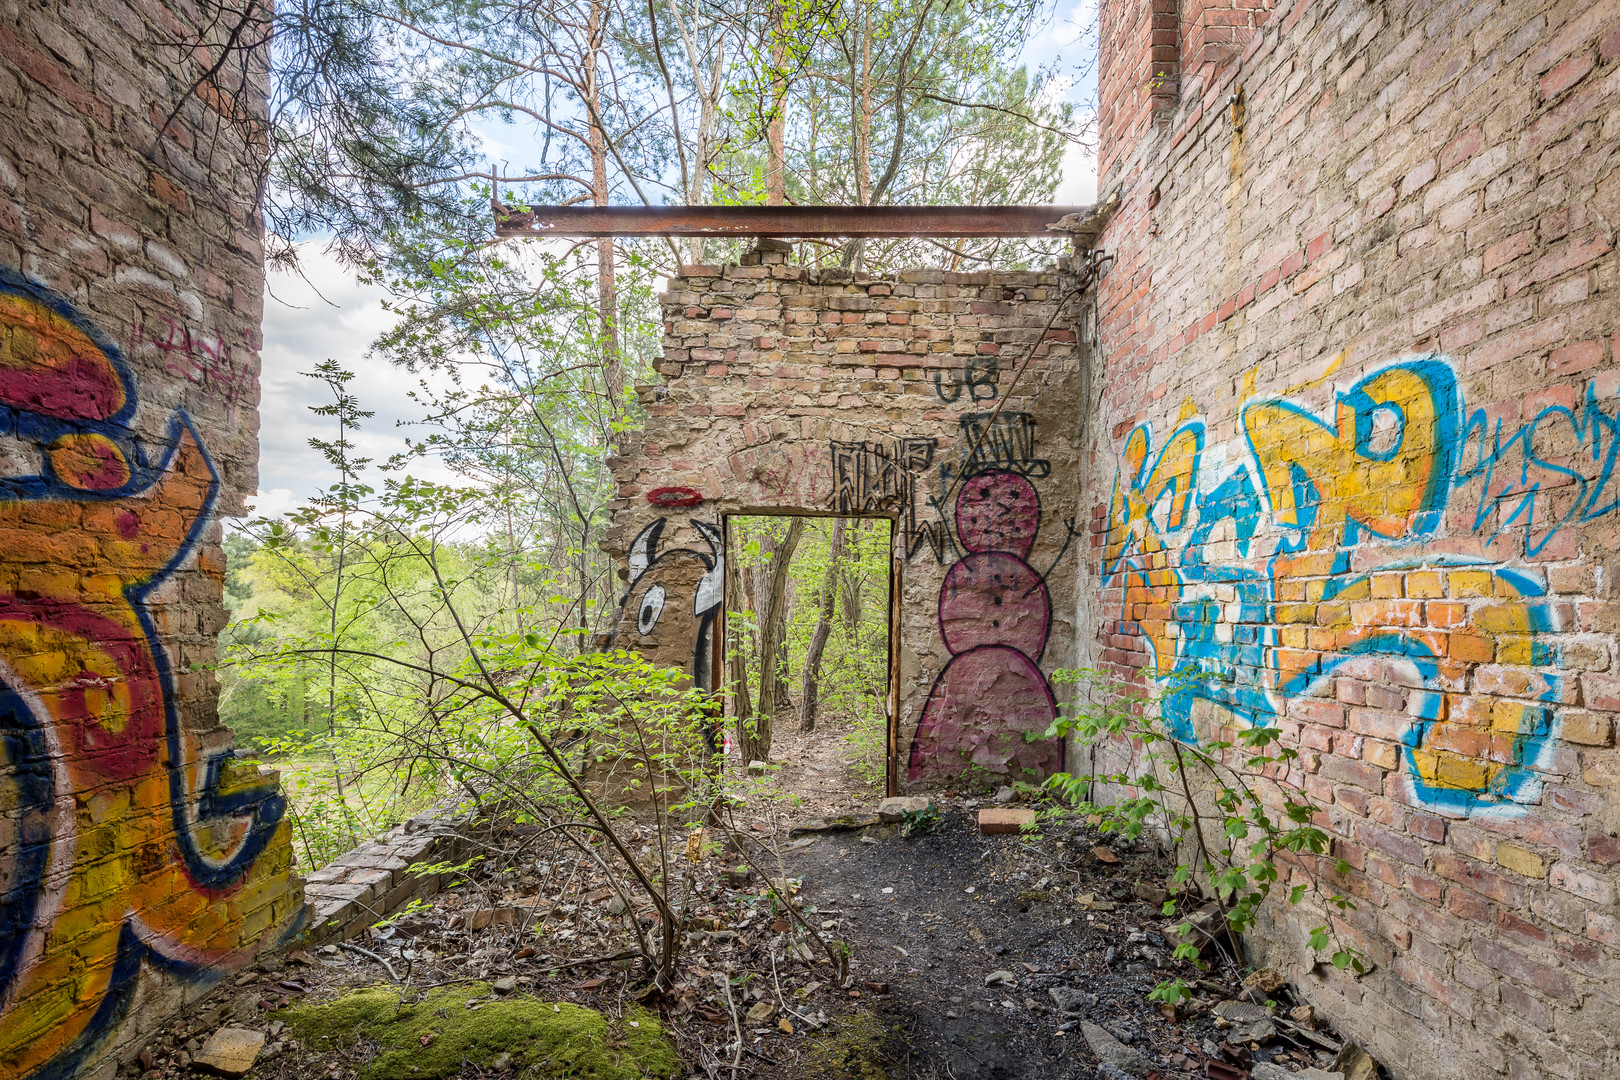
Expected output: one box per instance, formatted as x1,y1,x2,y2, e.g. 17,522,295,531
931,355,1000,403
829,437,935,515
828,436,948,561
955,412,1051,480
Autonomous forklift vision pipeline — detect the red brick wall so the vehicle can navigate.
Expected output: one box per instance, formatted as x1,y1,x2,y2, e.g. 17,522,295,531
0,3,303,1077
1099,0,1180,182
1088,0,1620,1075
1182,0,1272,75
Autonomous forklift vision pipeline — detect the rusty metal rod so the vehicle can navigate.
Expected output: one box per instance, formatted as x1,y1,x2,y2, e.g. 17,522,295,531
491,203,1095,238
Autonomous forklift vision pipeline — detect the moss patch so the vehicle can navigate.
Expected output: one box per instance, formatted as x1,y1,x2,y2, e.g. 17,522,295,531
796,1012,894,1080
276,983,678,1080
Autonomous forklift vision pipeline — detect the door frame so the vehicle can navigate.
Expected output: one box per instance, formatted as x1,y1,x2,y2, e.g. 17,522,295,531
717,512,902,793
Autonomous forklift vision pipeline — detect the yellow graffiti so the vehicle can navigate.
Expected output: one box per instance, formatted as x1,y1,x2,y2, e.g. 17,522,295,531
1105,357,1576,813
0,273,298,1079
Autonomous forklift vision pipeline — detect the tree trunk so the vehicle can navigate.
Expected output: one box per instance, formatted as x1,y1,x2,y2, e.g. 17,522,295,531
726,540,754,760
799,518,845,733
766,0,787,205
744,517,804,763
586,0,621,409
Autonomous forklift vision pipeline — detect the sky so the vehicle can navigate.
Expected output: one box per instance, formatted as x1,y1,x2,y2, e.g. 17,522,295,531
253,4,1100,514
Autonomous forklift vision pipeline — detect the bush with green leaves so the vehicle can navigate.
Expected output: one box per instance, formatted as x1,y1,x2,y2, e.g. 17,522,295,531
1041,669,1365,1005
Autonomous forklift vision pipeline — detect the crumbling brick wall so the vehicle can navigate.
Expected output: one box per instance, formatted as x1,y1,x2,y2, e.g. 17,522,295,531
1090,0,1620,1074
0,2,302,1077
605,248,1089,791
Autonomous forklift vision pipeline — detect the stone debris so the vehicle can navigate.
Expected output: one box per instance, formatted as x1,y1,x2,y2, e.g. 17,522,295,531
193,1027,266,1077
1048,986,1097,1013
876,796,931,823
1244,966,1287,994
1213,1000,1272,1024
983,969,1018,987
1079,1021,1151,1077
1331,1043,1381,1080
1251,1064,1345,1080
788,813,880,834
1131,879,1169,905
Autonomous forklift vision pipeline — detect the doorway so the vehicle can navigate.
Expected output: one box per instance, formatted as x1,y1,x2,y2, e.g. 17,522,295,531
720,514,900,804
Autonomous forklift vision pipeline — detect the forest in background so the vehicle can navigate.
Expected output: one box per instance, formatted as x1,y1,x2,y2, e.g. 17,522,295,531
193,0,1094,876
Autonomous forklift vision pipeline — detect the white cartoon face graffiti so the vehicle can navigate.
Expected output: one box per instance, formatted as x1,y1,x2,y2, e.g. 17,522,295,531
616,518,725,690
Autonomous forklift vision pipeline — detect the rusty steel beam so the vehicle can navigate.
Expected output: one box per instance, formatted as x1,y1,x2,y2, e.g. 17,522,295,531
490,203,1095,238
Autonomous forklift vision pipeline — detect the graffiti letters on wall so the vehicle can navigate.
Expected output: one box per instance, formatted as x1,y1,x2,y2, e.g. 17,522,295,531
829,437,944,561
0,268,296,1079
1103,355,1620,815
130,318,258,421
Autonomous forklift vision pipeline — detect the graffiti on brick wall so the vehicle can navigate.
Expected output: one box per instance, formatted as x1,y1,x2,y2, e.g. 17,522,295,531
616,517,725,693
828,437,945,561
0,269,296,1079
1102,354,1620,815
932,355,1000,403
131,317,259,421
908,469,1063,782
949,412,1051,481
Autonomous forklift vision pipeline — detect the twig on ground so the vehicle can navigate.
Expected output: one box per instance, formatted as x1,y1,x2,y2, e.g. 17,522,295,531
337,941,402,981
718,972,744,1078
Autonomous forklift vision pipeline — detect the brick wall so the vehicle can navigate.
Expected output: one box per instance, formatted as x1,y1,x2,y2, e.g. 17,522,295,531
1089,0,1620,1074
0,1,302,1077
606,248,1087,792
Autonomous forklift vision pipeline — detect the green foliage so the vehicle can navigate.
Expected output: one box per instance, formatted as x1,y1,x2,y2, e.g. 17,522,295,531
277,984,679,1080
1042,669,1366,994
725,517,890,777
899,804,941,837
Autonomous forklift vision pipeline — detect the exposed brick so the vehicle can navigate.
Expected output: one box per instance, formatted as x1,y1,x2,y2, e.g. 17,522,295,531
1471,937,1574,999
978,808,1037,835
1539,50,1593,100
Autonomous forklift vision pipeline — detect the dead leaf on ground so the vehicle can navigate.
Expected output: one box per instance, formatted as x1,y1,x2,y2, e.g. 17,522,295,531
1091,846,1120,864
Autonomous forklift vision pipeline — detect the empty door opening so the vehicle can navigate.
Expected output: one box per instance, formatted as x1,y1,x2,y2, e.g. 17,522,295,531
721,514,900,806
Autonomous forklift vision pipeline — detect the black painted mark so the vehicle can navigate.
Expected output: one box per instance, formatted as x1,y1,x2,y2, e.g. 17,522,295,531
952,412,1051,481
932,355,1000,403
828,437,946,562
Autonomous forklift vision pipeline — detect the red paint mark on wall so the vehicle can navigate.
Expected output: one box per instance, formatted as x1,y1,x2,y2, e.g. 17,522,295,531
132,318,258,416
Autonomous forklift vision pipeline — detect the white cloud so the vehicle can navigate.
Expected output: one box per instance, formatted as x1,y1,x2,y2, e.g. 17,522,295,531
244,487,300,520
1054,140,1098,204
257,244,461,513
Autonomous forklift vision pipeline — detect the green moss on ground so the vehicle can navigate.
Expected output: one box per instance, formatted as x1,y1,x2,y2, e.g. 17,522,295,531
276,983,678,1080
795,1012,893,1080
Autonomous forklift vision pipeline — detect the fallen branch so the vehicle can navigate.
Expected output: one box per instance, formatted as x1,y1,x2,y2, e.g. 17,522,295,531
338,941,402,981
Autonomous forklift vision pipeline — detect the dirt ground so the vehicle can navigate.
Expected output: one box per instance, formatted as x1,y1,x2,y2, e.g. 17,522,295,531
119,734,1366,1080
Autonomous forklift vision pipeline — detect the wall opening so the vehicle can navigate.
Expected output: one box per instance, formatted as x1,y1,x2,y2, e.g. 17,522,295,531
721,514,900,807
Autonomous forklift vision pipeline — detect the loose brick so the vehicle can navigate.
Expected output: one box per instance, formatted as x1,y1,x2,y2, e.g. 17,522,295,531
978,808,1037,835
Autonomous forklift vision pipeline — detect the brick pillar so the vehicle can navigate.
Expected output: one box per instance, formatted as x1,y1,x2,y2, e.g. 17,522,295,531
1181,0,1271,77
1098,0,1180,187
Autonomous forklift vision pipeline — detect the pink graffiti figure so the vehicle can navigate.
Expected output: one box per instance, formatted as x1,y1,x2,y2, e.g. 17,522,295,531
908,470,1061,783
